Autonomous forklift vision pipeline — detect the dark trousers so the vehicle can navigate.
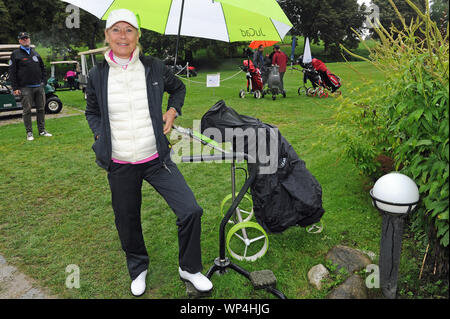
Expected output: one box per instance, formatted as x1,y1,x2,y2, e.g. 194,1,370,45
21,86,45,133
67,76,75,90
280,72,285,91
107,157,203,280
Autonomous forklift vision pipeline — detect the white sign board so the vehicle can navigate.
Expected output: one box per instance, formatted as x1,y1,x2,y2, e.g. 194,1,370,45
207,73,220,87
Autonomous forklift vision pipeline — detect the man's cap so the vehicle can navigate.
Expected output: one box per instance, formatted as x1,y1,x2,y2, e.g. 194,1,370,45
274,44,280,49
105,9,140,30
18,32,30,39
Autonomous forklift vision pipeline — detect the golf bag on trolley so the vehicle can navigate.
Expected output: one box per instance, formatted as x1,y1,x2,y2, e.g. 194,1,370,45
200,100,325,233
239,59,263,99
297,55,342,98
260,65,286,100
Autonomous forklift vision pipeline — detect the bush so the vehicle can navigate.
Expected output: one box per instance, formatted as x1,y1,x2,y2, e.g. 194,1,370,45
333,0,449,271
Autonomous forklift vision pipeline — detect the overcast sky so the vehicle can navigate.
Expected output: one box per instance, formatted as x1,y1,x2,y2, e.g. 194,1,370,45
357,0,372,7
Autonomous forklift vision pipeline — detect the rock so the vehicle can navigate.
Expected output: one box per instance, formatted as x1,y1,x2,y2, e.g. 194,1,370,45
357,249,377,262
19,288,48,299
326,245,372,274
307,264,329,290
249,270,277,290
327,274,368,299
185,281,212,299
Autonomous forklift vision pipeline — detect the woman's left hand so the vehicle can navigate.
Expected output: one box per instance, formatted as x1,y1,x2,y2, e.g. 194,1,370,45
163,108,178,134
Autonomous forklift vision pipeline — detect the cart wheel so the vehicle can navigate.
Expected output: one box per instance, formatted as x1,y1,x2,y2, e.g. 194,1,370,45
239,90,246,99
306,88,315,97
282,90,286,98
319,90,328,98
254,90,262,99
45,96,63,114
298,87,307,96
261,91,266,98
220,193,254,224
226,221,269,262
272,95,276,101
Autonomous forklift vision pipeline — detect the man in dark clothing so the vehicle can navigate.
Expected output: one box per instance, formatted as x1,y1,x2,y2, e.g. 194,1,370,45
272,45,288,91
252,44,265,70
9,32,52,141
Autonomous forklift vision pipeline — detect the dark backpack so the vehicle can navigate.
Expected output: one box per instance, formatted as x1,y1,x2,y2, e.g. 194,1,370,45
201,100,325,233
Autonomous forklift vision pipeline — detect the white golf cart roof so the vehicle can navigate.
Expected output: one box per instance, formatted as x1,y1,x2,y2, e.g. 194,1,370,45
50,60,79,65
0,44,36,50
78,47,108,56
0,44,36,62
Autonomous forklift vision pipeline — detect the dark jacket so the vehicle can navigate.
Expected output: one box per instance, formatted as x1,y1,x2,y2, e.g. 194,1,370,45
252,50,264,70
9,46,46,91
85,54,186,171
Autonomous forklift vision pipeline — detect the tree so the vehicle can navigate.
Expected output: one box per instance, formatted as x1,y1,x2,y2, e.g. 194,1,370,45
316,0,367,58
278,1,322,47
0,0,14,43
2,1,103,60
431,0,449,34
139,31,245,66
370,0,425,38
279,0,367,59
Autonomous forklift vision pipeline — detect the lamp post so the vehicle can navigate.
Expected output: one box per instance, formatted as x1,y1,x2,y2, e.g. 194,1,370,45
369,172,420,299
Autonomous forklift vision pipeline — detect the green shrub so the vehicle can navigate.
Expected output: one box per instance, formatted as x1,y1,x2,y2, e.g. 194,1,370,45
334,0,449,257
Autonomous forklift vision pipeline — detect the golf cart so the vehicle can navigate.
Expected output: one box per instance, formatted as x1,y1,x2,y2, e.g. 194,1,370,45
78,47,108,99
47,60,81,91
0,44,63,114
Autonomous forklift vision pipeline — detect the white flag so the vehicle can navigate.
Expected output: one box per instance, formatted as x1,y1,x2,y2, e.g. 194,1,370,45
303,37,312,64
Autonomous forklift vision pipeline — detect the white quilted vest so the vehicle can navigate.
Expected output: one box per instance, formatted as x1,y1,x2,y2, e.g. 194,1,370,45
105,47,157,163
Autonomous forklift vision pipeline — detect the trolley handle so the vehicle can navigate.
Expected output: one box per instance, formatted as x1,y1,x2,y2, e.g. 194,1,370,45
181,152,251,163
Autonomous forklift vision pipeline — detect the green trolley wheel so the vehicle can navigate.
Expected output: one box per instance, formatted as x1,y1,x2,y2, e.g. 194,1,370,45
226,221,269,262
220,193,254,224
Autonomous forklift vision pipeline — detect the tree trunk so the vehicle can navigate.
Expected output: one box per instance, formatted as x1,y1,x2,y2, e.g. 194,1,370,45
89,20,99,49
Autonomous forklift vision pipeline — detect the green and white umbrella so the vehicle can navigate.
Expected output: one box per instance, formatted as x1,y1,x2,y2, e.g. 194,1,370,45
62,0,292,42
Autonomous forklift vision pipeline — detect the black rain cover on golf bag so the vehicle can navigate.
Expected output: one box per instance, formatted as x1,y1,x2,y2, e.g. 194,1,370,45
201,100,325,233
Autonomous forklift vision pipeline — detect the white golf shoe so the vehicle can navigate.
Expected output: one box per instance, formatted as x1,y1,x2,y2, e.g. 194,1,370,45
130,270,147,297
179,267,213,292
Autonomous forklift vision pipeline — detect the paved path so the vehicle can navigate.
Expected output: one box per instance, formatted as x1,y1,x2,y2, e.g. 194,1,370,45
0,254,53,299
0,105,84,127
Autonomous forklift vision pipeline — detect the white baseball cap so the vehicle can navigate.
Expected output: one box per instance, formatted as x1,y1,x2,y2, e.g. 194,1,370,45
105,9,139,30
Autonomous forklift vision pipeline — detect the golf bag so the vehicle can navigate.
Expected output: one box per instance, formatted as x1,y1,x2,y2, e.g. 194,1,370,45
324,70,341,92
201,100,325,233
241,59,263,92
303,67,323,89
267,65,282,92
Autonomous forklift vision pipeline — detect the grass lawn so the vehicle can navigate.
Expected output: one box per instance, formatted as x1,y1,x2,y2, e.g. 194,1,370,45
0,60,420,299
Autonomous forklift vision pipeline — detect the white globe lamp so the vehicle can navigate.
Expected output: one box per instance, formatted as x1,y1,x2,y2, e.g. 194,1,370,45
370,172,420,214
369,172,420,299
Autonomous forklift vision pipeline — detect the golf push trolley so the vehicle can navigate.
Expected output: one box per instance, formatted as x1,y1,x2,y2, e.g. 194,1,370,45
172,125,287,299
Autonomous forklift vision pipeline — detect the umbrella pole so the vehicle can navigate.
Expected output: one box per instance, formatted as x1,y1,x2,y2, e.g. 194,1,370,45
174,0,186,66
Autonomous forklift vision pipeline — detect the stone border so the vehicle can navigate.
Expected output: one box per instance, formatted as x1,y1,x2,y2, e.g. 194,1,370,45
0,254,54,299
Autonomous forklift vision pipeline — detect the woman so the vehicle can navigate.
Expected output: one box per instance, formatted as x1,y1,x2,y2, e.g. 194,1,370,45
85,8,212,297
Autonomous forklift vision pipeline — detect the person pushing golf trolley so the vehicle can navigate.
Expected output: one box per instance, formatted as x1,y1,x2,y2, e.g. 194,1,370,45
84,9,213,297
296,54,342,98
